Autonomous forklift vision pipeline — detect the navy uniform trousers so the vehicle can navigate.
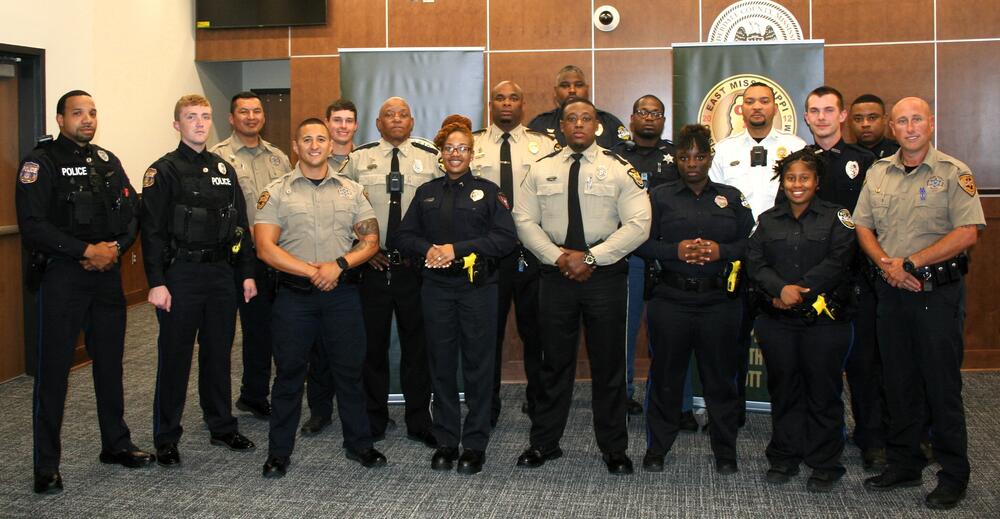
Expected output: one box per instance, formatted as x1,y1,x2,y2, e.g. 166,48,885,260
234,258,274,408
491,249,541,421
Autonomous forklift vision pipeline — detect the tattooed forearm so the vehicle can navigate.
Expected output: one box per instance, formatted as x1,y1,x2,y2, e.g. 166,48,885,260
350,218,380,254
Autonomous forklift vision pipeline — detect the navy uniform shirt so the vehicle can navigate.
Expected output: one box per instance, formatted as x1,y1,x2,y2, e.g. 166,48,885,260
16,134,138,259
395,171,517,283
746,198,857,300
612,139,679,190
863,137,900,160
528,107,629,150
635,179,754,304
140,141,254,287
818,139,876,211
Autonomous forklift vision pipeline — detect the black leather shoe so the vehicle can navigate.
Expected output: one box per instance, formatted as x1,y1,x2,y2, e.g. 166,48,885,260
925,482,967,510
210,431,255,451
99,447,155,468
516,447,563,468
300,415,332,436
863,470,922,491
862,447,887,472
156,444,180,467
679,411,699,432
715,458,739,475
602,451,634,475
235,398,271,420
407,429,438,448
766,464,799,484
920,441,934,462
346,447,387,468
431,447,459,471
806,470,843,493
642,451,665,472
262,456,289,479
626,398,643,415
33,471,63,495
456,449,485,475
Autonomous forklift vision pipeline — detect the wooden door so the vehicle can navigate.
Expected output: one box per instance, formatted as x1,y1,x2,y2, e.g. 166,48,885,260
255,89,291,159
0,63,25,382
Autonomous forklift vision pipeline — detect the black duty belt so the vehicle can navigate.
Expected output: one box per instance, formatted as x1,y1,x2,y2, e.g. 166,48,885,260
659,271,726,293
277,271,357,293
173,247,230,263
896,254,969,291
383,249,415,269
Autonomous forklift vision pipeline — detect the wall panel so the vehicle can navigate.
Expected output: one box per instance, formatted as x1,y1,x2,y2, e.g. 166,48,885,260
387,0,486,48
937,41,1000,187
291,0,385,55
594,0,700,48
812,0,933,44
489,0,592,50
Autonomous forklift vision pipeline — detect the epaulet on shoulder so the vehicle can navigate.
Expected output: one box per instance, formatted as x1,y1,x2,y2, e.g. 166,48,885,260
263,173,290,192
34,135,54,150
354,141,379,151
473,128,487,135
602,149,629,166
526,129,555,141
411,139,438,155
537,149,561,161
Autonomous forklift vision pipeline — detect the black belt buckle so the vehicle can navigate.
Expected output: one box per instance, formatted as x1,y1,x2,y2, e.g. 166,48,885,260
917,267,934,292
683,277,700,292
385,249,403,266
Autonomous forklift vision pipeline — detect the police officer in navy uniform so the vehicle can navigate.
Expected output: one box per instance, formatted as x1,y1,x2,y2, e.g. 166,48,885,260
612,94,679,418
17,90,154,494
747,147,857,493
141,94,257,467
396,115,517,475
636,124,753,474
527,65,629,150
849,94,900,160
801,86,884,472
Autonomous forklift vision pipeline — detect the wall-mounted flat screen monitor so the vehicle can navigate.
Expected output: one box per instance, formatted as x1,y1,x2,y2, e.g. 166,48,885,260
196,0,326,29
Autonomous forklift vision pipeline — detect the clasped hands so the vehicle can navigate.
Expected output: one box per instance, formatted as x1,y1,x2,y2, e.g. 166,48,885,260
677,238,720,265
557,248,594,282
879,257,922,292
80,241,120,271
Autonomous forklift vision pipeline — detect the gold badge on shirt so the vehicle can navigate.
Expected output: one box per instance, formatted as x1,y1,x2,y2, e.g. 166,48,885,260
470,189,484,202
715,195,728,208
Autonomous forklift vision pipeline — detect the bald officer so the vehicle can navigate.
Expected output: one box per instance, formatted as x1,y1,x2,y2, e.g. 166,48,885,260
855,97,985,510
514,97,651,475
210,91,292,421
528,65,629,149
341,96,439,446
255,118,386,477
472,80,557,424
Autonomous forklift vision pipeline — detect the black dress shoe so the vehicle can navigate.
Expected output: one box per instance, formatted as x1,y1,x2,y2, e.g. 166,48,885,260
210,431,255,451
516,447,563,468
925,482,967,510
642,451,664,472
262,456,289,479
602,451,634,475
235,398,271,420
806,470,843,493
456,449,485,475
346,447,387,468
626,398,643,415
33,471,63,495
863,470,922,491
715,458,738,475
431,447,459,471
862,447,887,472
300,415,332,436
679,411,699,432
156,444,180,467
407,429,438,448
765,464,799,484
99,447,155,468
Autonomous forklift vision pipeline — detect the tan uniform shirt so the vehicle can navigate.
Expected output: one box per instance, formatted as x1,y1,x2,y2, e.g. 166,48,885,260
341,137,441,249
328,153,349,173
514,142,652,266
210,133,292,224
254,165,375,263
853,146,986,258
471,124,557,200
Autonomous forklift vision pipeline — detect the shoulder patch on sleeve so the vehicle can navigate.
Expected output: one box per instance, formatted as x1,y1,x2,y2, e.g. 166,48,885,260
18,161,40,184
837,208,856,229
627,167,645,189
740,192,751,208
497,192,510,210
257,190,271,210
142,167,157,188
958,173,977,197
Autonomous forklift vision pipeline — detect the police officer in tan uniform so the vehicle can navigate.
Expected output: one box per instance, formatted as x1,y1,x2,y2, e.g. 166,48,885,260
472,80,556,424
255,118,386,477
854,97,985,510
513,97,651,475
341,96,439,446
210,91,292,421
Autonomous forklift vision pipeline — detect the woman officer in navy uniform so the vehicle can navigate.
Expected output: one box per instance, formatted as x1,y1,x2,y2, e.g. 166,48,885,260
635,124,754,474
747,146,857,492
395,115,517,475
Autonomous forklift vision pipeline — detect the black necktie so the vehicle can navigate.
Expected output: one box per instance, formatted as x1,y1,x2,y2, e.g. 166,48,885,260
500,132,513,206
440,180,457,243
386,147,401,250
565,153,586,250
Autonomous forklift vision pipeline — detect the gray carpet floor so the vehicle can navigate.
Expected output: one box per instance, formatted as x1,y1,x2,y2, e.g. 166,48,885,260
1,303,998,518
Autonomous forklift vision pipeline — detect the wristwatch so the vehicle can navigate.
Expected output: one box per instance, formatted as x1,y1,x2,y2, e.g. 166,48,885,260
902,257,916,274
335,256,350,270
583,250,597,267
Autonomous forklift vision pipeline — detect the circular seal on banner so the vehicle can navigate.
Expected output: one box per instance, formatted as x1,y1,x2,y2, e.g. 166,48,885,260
707,0,804,42
697,74,797,145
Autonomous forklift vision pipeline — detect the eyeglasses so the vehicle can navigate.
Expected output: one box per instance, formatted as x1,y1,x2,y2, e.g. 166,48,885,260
634,109,664,120
442,145,472,155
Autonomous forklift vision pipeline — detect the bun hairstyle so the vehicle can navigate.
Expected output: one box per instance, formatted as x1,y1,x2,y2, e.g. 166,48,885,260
434,114,474,150
771,144,827,181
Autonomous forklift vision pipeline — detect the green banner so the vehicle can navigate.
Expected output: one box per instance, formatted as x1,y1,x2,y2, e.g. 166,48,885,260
673,41,824,407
